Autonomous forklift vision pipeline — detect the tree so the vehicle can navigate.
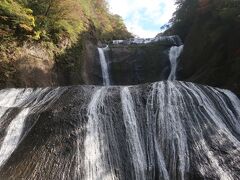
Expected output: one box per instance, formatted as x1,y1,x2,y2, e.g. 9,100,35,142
21,0,84,41
170,0,198,39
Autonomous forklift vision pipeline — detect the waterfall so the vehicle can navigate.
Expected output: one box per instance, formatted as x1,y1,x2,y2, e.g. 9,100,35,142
168,45,184,80
98,47,111,86
84,87,121,180
109,35,183,84
0,87,66,168
121,87,146,179
0,108,30,167
84,88,114,180
0,82,240,179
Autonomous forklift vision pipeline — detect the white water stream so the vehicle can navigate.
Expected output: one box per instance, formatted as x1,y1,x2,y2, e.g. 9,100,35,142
98,47,111,86
168,45,184,80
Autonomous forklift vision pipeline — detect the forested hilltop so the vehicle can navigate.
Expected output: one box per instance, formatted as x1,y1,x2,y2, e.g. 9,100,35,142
167,0,240,95
0,0,131,87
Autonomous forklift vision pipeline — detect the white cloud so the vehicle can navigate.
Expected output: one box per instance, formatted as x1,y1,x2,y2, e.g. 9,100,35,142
107,0,176,38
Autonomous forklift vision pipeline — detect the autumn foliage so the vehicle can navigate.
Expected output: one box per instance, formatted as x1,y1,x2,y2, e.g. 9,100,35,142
0,0,131,42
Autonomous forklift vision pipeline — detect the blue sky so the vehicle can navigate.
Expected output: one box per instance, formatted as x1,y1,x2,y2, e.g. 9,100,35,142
107,0,176,38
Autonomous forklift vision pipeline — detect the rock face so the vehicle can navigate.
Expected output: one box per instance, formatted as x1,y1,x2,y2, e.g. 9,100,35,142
0,38,99,88
0,42,59,88
178,5,240,96
109,43,171,85
56,39,100,86
0,81,240,180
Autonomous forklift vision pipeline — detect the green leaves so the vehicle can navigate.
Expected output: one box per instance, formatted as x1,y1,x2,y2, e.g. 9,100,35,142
0,0,35,34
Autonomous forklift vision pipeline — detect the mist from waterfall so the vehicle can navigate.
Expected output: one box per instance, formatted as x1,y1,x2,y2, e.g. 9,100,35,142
98,47,111,86
168,45,184,80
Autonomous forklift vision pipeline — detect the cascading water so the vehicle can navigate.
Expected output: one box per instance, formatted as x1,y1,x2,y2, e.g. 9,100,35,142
84,87,118,180
168,45,184,80
0,108,30,167
121,87,146,179
0,81,239,179
0,88,66,168
98,46,111,86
